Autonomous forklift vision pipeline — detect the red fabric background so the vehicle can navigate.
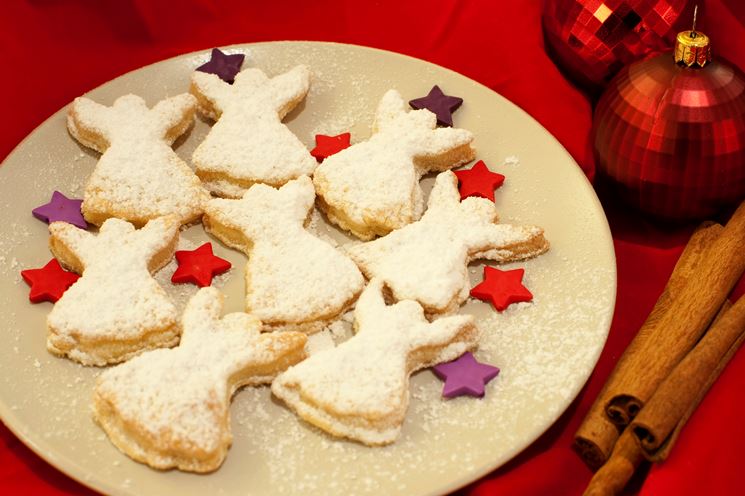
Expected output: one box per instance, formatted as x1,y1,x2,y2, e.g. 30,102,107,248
1,1,744,495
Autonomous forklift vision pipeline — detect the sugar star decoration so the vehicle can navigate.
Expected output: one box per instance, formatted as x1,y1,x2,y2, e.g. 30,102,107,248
21,259,80,303
310,132,351,162
408,85,463,127
454,160,505,202
32,191,87,229
433,352,500,398
195,48,245,84
171,242,231,287
470,266,533,312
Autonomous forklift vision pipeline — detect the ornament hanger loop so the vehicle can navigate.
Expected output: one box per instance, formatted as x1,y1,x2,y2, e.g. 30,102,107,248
690,5,698,38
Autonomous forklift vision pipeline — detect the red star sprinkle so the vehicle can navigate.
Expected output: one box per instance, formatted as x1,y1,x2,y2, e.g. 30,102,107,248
454,160,505,202
470,266,533,312
310,133,351,162
21,259,80,303
171,243,231,287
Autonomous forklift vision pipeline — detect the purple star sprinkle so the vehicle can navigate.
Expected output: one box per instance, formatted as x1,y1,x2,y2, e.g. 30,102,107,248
195,48,245,84
408,85,463,127
432,352,500,398
32,191,87,229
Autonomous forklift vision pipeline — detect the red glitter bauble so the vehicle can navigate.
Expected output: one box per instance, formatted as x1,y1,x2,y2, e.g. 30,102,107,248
543,0,693,92
593,53,745,220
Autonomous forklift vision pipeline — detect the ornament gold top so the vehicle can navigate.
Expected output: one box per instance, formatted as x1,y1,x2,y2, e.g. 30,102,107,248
674,30,711,68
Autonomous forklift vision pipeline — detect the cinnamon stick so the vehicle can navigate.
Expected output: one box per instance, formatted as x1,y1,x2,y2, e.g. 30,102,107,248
605,201,745,425
630,296,745,461
572,221,721,468
583,428,644,496
581,299,741,494
573,415,621,471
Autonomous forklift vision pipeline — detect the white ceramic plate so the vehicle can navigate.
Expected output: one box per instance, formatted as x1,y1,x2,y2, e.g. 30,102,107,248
0,41,615,496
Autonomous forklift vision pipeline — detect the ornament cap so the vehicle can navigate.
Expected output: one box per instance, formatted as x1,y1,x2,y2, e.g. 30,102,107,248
674,30,711,67
673,6,711,68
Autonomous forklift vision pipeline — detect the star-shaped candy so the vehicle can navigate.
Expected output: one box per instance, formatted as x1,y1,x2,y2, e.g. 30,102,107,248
171,242,231,287
195,48,245,84
310,132,351,162
21,259,80,303
433,352,500,398
408,85,463,127
454,160,505,202
32,191,87,229
470,266,533,312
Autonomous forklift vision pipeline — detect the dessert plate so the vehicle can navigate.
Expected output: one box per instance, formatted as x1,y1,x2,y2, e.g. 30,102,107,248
0,41,615,496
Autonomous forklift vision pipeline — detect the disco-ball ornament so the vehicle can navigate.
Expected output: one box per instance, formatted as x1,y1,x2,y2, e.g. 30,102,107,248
593,27,745,220
543,0,692,92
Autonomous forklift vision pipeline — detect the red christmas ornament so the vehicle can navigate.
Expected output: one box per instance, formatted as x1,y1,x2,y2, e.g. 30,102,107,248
593,23,745,220
542,0,693,92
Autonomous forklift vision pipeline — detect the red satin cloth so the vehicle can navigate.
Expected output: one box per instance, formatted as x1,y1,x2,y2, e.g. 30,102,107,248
1,1,744,495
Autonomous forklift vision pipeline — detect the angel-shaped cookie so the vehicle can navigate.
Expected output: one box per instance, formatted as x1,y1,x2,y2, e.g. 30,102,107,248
203,175,364,333
93,287,307,472
347,171,549,315
313,89,475,240
272,279,479,445
47,216,180,366
67,93,209,227
191,65,316,197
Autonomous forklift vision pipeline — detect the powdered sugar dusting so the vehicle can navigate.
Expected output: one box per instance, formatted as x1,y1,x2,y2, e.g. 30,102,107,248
252,44,374,142
0,222,31,279
46,217,181,366
203,176,364,330
348,171,548,314
503,155,520,166
191,66,316,196
305,330,336,356
226,251,612,495
93,288,306,472
68,93,209,226
272,279,478,445
313,89,475,239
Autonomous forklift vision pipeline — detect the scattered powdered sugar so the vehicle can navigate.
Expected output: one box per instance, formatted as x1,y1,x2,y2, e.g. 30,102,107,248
503,155,520,166
340,310,355,323
251,44,374,143
305,330,335,356
0,222,31,278
306,207,341,247
0,45,615,496
222,250,613,495
327,318,351,341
